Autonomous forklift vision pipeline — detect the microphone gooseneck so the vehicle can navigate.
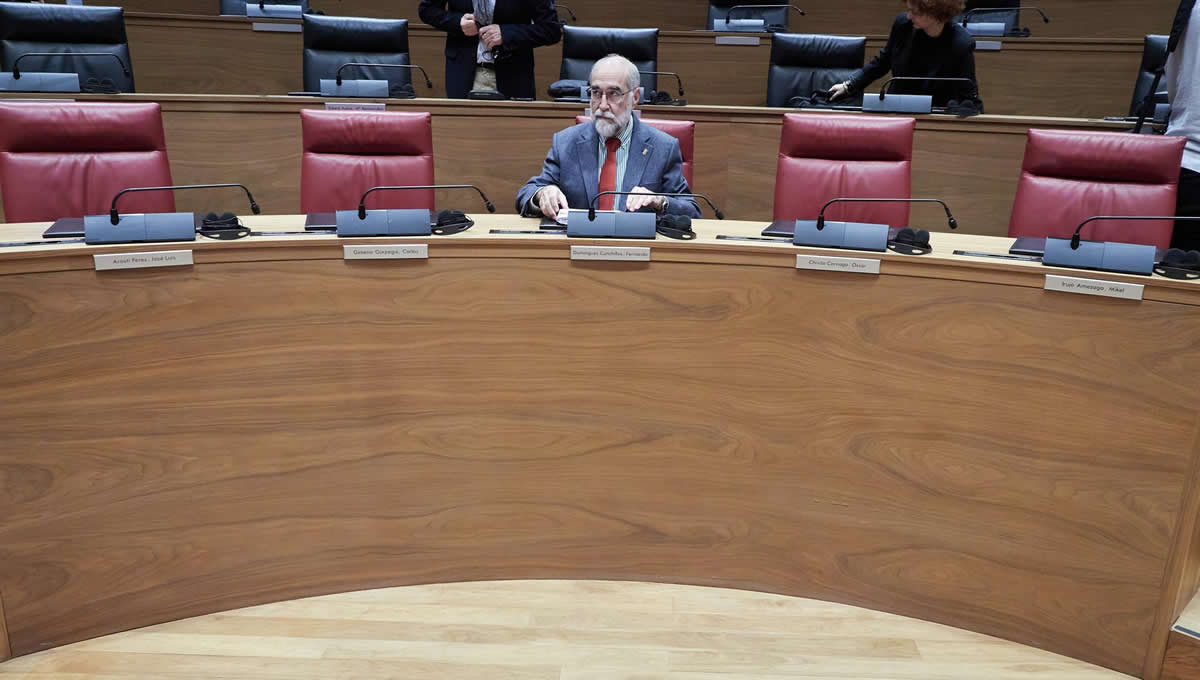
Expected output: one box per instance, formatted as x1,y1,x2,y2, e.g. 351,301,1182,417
335,62,434,89
725,4,806,23
1070,215,1200,249
356,185,495,220
587,191,724,221
815,197,957,231
12,52,130,79
109,184,260,225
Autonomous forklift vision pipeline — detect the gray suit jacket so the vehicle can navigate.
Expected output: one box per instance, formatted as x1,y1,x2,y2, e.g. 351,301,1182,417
515,118,701,218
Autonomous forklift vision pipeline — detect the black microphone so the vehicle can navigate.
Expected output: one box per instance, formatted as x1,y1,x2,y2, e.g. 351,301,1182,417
336,63,434,89
725,4,806,24
555,3,577,22
878,76,975,99
816,198,958,231
638,70,685,97
1069,215,1200,249
357,185,495,220
588,192,724,221
961,6,1050,36
109,184,261,225
12,52,130,79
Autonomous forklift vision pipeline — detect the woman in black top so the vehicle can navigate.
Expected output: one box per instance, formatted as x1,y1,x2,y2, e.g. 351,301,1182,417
830,0,981,108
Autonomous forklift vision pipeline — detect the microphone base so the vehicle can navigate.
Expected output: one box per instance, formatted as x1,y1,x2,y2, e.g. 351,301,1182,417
792,220,888,253
84,212,198,245
336,209,432,237
566,210,656,239
1041,238,1155,276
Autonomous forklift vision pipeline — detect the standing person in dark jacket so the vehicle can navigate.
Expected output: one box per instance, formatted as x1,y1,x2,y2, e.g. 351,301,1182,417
829,0,981,108
418,0,562,100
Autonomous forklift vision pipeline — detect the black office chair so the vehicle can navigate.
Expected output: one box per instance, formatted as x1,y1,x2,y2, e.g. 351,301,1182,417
302,14,412,94
706,1,790,31
0,1,135,92
219,0,307,15
766,33,864,108
559,26,659,99
1129,34,1170,117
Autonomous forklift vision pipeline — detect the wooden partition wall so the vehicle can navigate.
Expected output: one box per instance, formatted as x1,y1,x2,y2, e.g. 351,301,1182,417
115,0,1181,40
0,221,1199,680
118,13,1145,118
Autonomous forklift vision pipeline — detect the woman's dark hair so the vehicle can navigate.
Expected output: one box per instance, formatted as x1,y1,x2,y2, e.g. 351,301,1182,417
906,0,966,24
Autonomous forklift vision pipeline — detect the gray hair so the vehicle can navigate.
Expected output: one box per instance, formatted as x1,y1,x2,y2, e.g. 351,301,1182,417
589,54,641,93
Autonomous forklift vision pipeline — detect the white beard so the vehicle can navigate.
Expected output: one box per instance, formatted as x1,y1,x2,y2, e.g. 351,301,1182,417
591,110,628,139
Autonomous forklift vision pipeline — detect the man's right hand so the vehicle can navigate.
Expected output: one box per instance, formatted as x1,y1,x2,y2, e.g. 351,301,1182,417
535,185,568,219
460,13,479,36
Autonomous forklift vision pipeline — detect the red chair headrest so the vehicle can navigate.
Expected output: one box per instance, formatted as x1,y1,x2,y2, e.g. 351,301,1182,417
0,102,166,153
779,113,913,161
301,109,432,156
1021,129,1185,184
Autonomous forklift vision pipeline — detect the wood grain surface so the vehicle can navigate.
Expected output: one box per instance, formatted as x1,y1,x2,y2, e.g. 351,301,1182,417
1163,629,1200,680
120,13,1143,118
0,589,9,663
0,581,1134,679
0,93,1140,235
0,243,1199,677
114,0,1180,40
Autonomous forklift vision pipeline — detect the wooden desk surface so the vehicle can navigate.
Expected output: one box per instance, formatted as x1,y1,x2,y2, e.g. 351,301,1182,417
119,13,1146,119
0,216,1198,680
0,93,1142,240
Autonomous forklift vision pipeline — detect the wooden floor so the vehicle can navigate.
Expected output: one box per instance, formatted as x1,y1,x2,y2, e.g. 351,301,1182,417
0,580,1133,680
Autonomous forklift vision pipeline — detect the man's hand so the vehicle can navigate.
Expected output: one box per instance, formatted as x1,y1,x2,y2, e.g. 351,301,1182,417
625,186,667,213
828,81,851,101
460,13,479,36
479,24,503,48
535,185,568,219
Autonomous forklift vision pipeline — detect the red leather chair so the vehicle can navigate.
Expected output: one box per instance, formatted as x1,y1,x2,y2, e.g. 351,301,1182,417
300,109,434,213
1007,129,1186,248
575,115,695,187
774,113,915,228
0,102,174,223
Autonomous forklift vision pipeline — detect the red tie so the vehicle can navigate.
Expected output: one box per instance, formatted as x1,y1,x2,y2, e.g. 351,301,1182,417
597,137,621,211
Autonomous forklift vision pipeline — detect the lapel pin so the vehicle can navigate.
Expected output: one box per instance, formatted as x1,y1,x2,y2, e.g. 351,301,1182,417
642,147,649,156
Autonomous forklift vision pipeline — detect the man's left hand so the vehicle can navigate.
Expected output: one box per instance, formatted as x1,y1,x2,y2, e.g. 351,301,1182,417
480,24,503,48
625,186,667,213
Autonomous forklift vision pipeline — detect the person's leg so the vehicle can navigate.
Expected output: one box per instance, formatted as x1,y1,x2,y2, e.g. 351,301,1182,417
1172,167,1200,250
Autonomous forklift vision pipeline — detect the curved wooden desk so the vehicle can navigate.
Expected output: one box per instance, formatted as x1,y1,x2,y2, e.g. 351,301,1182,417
0,216,1198,679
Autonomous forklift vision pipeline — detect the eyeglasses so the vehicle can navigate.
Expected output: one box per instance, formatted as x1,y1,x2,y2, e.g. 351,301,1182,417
586,86,632,103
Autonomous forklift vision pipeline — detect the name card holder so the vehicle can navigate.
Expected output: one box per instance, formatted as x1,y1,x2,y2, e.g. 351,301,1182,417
94,249,194,271
570,245,651,261
83,213,196,245
792,220,888,253
0,72,80,93
862,93,933,114
319,79,388,98
1044,275,1144,301
566,210,656,239
1041,238,1155,276
713,18,765,32
335,209,431,237
795,254,880,274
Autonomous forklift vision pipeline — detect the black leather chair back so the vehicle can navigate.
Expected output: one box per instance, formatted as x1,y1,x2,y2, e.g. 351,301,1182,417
1129,34,1169,116
220,0,307,15
303,15,412,93
766,33,865,107
957,0,1020,35
0,1,134,92
706,1,790,31
560,26,659,95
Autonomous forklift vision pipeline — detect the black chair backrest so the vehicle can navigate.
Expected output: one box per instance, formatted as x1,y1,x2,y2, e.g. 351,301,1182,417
560,26,659,95
766,33,865,107
1129,34,1169,116
957,0,1021,34
303,14,411,92
220,0,306,14
0,1,134,92
706,1,790,31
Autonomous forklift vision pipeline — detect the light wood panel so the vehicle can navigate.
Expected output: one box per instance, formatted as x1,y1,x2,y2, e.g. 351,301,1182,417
0,589,9,663
0,228,1198,678
1163,630,1200,680
0,581,1134,679
121,13,1142,118
116,0,1180,40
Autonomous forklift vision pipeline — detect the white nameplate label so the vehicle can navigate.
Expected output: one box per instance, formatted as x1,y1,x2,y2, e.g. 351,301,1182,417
94,250,194,271
251,22,302,32
570,245,650,262
1044,275,1144,301
343,244,428,260
325,102,386,111
795,254,880,275
975,40,1002,51
715,36,761,46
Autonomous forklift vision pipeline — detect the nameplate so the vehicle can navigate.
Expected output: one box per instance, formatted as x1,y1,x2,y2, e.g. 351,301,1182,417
975,40,1003,51
570,245,650,262
325,102,386,111
795,254,880,275
94,250,194,271
715,36,760,46
251,22,302,32
343,244,428,260
1044,275,1143,301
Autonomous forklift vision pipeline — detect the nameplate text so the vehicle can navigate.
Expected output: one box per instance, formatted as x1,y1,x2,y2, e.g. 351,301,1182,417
975,40,1002,51
795,254,880,275
715,36,761,46
570,245,651,262
94,250,194,271
343,244,428,260
325,102,386,111
1044,275,1144,301
252,22,302,32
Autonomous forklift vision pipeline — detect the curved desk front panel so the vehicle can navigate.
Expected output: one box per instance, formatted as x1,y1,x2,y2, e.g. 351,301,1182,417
0,220,1198,678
